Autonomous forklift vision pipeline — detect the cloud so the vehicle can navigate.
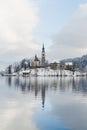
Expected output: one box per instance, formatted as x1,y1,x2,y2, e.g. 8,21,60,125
0,98,39,130
50,3,87,60
0,0,39,68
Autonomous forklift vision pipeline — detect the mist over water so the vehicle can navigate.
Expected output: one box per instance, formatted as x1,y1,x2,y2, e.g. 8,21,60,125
0,76,87,130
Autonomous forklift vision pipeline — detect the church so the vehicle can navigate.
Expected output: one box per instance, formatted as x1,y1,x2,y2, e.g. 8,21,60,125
32,44,46,67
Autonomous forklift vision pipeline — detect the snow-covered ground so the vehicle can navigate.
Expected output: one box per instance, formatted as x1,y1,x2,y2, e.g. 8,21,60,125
18,68,87,77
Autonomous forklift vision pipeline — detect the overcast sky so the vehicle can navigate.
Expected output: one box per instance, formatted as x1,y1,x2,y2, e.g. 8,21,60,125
0,0,87,69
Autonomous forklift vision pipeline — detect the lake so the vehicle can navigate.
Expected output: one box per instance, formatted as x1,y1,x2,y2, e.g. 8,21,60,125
0,76,87,130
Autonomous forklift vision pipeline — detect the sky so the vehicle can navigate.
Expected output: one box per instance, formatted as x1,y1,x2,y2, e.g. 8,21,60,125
0,0,87,69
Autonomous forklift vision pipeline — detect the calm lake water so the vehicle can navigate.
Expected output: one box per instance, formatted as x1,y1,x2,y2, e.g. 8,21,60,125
0,76,87,130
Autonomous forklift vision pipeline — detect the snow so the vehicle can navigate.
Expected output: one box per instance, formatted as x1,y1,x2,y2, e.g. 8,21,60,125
65,62,73,66
17,67,87,77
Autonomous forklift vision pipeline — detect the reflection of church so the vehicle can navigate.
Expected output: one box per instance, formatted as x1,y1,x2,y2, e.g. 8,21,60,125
32,44,46,67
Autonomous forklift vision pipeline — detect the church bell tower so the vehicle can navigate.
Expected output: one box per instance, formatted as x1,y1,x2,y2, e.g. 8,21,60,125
41,44,45,66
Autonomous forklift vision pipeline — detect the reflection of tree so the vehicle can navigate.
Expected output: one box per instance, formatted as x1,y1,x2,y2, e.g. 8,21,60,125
6,77,12,87
72,78,75,90
6,77,87,108
72,78,87,94
34,78,39,97
14,77,20,87
27,79,31,91
20,80,26,92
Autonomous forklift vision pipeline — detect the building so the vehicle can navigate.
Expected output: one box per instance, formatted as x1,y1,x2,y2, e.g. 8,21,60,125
64,62,73,70
32,44,46,68
41,44,46,66
50,62,60,70
33,55,40,67
65,62,73,66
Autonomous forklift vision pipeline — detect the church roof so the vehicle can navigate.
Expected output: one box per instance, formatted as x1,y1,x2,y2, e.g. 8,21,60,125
34,55,40,61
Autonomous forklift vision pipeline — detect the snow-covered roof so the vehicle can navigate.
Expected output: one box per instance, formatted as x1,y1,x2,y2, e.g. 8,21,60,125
51,60,60,64
65,62,73,65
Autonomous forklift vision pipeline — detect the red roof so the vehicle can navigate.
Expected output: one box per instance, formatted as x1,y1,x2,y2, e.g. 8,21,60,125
34,55,39,61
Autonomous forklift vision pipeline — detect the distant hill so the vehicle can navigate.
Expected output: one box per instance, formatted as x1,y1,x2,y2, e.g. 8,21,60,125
61,54,87,72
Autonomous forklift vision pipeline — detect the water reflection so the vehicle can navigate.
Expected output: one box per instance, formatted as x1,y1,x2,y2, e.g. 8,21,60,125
1,77,87,130
6,77,87,93
6,77,87,108
7,76,12,87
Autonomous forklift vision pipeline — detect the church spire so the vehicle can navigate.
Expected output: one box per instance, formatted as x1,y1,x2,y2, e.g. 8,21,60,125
42,43,45,52
41,44,45,66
